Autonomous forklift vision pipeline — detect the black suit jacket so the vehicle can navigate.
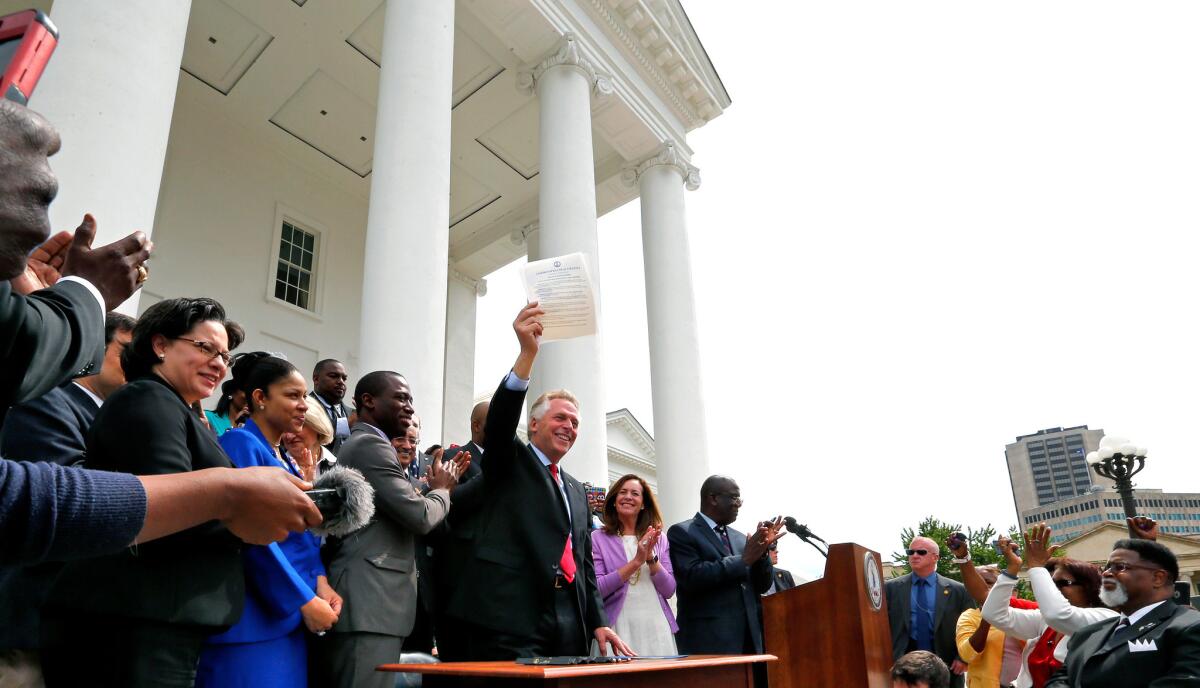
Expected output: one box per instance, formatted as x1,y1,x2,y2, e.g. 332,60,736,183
884,572,973,677
46,375,244,628
0,382,99,465
769,567,797,593
1046,601,1200,687
445,377,607,643
0,281,104,425
669,512,774,654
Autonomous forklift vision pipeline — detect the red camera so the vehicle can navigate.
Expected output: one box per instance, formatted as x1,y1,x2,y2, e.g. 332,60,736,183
1,9,59,104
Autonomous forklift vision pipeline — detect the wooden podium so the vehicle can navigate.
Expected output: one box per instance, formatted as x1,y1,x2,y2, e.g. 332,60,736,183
762,543,892,688
378,654,775,687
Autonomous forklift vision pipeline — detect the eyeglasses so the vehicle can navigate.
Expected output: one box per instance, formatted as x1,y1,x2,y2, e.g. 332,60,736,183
906,549,930,556
710,492,743,505
175,337,233,366
1102,561,1164,575
1053,579,1079,589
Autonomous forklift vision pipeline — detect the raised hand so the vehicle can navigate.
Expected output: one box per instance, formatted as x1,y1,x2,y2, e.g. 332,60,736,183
426,451,462,492
1128,516,1159,541
11,230,71,294
997,535,1023,577
1022,524,1057,569
60,214,153,310
513,302,544,354
636,525,660,563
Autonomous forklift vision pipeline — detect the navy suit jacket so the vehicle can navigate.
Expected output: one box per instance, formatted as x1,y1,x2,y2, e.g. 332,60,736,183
668,512,773,654
0,382,99,465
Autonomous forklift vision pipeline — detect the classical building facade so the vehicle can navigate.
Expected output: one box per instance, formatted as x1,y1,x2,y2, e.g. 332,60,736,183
1021,488,1200,544
26,0,727,523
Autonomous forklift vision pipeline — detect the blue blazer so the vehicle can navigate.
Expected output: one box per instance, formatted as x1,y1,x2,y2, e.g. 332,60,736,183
207,420,324,644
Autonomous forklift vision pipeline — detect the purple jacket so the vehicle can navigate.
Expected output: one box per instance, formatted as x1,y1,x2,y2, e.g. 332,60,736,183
590,529,678,633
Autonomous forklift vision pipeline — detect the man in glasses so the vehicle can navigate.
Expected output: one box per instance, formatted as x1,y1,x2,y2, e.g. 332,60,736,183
885,536,974,688
1045,539,1200,687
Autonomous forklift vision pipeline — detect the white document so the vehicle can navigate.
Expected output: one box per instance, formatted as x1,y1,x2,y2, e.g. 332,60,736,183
522,252,598,341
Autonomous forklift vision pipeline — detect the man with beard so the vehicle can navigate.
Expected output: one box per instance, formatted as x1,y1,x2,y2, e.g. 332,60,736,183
1046,538,1200,687
309,359,352,455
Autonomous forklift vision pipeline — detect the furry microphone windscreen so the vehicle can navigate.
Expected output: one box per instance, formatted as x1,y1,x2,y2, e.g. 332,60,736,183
309,465,375,537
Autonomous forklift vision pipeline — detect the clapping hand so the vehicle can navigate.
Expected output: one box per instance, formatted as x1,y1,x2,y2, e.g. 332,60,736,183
59,214,154,311
427,450,467,491
635,525,661,564
11,230,71,294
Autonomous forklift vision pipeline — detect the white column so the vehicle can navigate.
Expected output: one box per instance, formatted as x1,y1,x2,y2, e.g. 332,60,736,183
33,0,192,314
359,0,455,443
627,142,708,526
517,35,612,486
442,268,484,447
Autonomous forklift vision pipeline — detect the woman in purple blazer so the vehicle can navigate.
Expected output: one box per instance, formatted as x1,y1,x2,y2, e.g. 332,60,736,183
590,474,678,655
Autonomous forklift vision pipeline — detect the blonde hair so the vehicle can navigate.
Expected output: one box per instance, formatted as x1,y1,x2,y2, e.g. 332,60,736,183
303,403,334,446
530,389,579,420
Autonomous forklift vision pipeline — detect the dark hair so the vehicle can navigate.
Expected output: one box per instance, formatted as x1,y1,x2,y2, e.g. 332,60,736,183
1045,557,1103,607
214,378,239,417
230,352,298,403
891,651,950,688
601,474,663,538
313,358,342,377
1113,538,1179,582
104,312,136,346
121,297,243,380
354,370,404,410
699,474,734,500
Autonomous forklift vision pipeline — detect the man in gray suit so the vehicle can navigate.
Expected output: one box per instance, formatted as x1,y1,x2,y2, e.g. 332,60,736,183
885,536,974,688
320,371,465,688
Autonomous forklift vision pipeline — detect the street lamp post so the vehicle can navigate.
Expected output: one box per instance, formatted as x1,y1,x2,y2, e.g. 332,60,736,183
1086,437,1148,538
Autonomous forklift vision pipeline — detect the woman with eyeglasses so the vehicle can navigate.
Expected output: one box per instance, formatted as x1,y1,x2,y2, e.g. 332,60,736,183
42,298,247,688
980,525,1117,688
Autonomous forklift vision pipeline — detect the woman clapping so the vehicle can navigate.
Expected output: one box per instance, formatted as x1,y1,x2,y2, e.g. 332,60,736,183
590,474,678,655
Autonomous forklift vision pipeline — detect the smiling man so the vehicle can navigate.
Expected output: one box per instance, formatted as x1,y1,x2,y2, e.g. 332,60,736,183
446,302,631,660
1045,539,1200,687
885,535,973,688
309,359,352,454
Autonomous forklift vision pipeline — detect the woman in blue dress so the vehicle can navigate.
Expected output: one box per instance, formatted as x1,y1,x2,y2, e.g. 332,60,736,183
196,353,342,687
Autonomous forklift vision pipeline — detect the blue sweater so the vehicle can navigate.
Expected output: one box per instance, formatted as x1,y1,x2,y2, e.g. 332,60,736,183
0,459,146,565
207,420,324,644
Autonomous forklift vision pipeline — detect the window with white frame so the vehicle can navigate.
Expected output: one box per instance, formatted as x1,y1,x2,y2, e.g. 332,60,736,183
274,220,317,311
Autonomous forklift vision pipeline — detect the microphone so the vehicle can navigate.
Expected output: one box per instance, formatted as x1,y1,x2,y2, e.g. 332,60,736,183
784,516,827,544
305,466,375,538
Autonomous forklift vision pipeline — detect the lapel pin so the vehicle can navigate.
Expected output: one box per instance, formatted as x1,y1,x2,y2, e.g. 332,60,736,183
943,588,950,596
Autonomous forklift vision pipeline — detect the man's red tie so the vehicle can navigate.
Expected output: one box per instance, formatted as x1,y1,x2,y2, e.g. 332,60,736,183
547,463,576,583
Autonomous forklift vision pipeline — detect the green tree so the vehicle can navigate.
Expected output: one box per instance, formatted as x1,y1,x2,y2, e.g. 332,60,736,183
890,516,1021,582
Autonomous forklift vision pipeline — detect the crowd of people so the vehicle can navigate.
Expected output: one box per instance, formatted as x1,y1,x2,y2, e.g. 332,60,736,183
0,97,798,687
886,518,1200,688
3,90,1197,688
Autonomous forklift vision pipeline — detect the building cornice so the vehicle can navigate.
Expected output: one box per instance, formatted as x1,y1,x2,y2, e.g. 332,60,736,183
449,266,487,297
606,408,656,459
516,33,614,98
621,140,700,190
577,0,726,129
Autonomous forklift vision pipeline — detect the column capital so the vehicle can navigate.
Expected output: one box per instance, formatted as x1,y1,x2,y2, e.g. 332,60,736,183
509,221,539,247
621,140,701,191
516,33,614,98
449,266,488,297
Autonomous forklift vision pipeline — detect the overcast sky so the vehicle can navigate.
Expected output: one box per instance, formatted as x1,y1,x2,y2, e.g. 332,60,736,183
474,2,1200,579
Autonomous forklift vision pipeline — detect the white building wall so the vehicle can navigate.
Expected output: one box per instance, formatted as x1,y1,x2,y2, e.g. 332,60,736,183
145,80,368,392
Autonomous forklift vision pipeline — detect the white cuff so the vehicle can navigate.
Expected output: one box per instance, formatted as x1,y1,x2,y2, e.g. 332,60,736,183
59,276,105,315
503,370,529,391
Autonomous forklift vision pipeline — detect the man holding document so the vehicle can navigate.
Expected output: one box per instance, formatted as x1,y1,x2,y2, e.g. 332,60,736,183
446,301,632,660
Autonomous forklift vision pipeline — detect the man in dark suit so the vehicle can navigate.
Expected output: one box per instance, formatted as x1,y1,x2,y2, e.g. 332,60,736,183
426,400,487,661
669,475,781,657
1,312,135,464
309,358,352,455
885,536,974,688
765,543,797,595
1046,538,1200,687
446,303,631,659
320,371,463,688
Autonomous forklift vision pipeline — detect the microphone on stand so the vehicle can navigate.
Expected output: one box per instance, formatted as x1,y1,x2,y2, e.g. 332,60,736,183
784,516,828,558
306,466,375,538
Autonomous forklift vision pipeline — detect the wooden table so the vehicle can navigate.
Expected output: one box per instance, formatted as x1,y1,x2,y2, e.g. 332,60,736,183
377,654,776,687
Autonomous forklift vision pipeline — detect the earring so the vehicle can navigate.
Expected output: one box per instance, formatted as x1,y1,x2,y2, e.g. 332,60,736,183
259,405,265,411
158,354,165,361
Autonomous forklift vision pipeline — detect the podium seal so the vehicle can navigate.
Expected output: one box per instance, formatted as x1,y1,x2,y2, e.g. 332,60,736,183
863,551,883,611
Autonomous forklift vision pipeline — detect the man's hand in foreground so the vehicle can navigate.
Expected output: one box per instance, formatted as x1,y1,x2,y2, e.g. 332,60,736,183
593,627,636,657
